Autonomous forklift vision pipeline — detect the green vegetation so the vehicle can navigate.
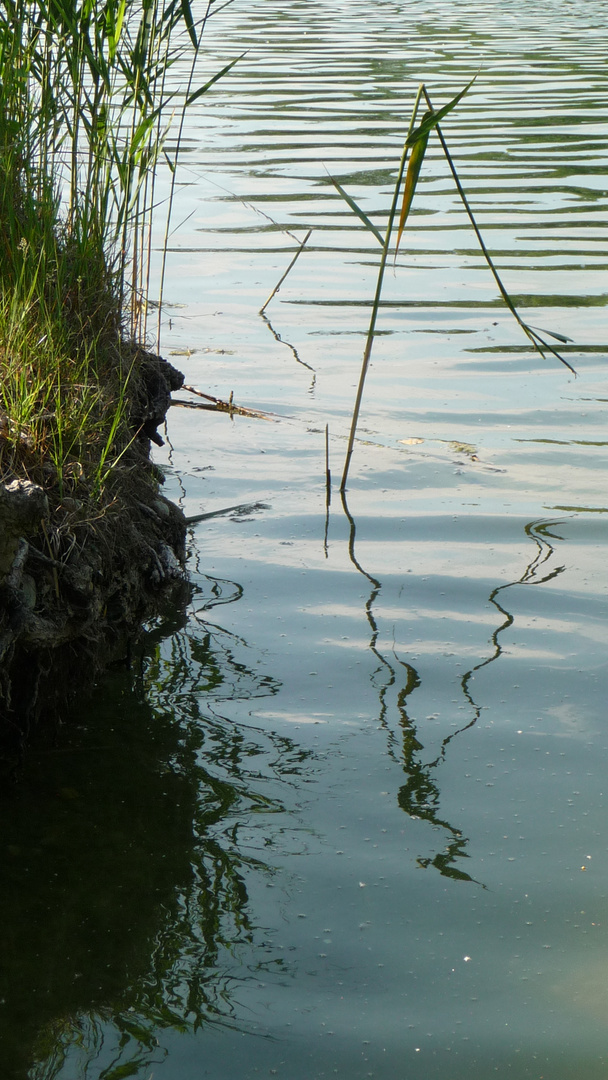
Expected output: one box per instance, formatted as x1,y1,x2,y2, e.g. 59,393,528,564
333,79,575,490
0,0,223,503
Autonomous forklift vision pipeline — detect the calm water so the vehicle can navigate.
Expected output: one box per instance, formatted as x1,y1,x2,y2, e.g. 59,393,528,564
4,1,608,1077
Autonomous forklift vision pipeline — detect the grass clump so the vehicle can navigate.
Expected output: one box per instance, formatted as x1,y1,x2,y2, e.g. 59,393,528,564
0,197,126,501
0,0,223,507
0,108,124,500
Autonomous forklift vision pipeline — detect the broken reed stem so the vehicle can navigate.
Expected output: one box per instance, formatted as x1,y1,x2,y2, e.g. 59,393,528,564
422,87,575,375
259,229,313,314
175,385,273,420
340,85,425,492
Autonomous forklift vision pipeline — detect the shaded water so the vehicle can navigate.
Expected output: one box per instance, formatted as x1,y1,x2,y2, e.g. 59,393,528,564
4,1,608,1076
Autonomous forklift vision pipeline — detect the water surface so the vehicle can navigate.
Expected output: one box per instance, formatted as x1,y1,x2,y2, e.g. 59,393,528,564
4,1,608,1077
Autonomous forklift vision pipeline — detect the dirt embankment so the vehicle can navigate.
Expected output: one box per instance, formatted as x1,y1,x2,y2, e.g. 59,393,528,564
0,350,188,749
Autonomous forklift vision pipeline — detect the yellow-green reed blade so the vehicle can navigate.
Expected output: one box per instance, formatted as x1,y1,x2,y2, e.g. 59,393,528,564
394,123,429,260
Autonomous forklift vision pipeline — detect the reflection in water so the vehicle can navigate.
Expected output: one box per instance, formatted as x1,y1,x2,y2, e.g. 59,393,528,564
257,215,316,387
261,310,316,386
340,493,565,886
456,519,566,754
1,577,309,1080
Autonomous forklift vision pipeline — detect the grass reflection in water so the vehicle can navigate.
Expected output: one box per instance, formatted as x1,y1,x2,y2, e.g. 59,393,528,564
1,577,309,1080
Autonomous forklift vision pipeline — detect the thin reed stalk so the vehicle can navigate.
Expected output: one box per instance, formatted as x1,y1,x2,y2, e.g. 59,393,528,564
340,84,425,492
259,229,313,315
335,77,572,491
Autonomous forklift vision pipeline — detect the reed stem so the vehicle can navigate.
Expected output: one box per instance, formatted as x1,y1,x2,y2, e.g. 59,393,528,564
340,85,425,492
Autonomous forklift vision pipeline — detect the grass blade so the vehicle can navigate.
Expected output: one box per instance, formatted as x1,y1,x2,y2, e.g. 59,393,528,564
180,0,198,49
327,174,384,246
185,52,245,106
394,127,429,259
423,87,576,375
394,79,475,261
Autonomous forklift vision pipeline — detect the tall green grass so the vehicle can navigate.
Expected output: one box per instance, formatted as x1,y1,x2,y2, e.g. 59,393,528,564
0,0,228,501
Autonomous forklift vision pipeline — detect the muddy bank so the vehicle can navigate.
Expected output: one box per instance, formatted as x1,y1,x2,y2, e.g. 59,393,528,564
0,350,188,750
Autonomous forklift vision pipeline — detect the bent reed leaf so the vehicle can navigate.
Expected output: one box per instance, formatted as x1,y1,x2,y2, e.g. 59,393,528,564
423,86,575,375
406,75,476,147
528,324,573,344
327,173,384,246
186,52,246,106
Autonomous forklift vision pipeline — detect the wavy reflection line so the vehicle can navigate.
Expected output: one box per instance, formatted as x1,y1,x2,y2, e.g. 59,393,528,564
340,493,566,885
340,490,479,883
427,518,566,769
260,310,317,392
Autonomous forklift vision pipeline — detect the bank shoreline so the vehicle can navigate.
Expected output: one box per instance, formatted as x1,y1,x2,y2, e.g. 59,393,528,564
0,348,188,752
0,0,226,754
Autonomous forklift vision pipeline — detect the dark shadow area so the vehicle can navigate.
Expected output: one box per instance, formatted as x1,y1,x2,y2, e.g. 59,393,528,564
0,576,309,1080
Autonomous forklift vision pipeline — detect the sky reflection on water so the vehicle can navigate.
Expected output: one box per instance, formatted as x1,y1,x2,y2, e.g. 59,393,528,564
5,0,608,1076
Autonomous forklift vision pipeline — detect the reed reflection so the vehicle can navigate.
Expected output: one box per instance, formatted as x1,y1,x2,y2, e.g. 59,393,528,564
340,493,565,885
2,577,308,1080
261,310,316,386
447,519,566,763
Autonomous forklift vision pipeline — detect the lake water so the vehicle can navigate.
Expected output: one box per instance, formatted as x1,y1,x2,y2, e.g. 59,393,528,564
4,1,608,1077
